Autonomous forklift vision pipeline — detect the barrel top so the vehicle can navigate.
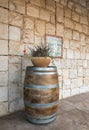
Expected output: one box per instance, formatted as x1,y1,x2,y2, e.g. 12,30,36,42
26,66,57,71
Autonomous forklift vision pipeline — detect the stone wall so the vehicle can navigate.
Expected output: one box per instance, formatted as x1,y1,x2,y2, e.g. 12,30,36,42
0,0,89,116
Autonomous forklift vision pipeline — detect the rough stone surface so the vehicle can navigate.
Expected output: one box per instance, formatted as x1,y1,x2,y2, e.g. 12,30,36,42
35,19,45,36
0,40,8,55
9,0,25,14
0,87,8,102
9,11,23,27
9,26,21,41
0,72,8,86
40,8,50,21
0,56,8,71
9,64,21,83
27,4,40,18
0,23,8,40
0,0,8,8
0,7,8,24
46,23,55,35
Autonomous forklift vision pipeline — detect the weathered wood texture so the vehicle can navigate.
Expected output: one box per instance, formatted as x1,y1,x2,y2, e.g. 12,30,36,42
24,66,59,119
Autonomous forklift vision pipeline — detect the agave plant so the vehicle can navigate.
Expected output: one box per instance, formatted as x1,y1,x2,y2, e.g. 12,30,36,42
29,44,51,57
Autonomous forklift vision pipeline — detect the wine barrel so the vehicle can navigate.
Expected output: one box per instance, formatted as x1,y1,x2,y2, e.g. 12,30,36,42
24,66,59,124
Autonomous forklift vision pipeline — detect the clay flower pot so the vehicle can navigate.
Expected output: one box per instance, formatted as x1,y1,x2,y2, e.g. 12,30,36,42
31,57,51,67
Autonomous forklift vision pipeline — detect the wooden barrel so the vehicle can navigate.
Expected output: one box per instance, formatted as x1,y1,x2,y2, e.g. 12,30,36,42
24,66,59,124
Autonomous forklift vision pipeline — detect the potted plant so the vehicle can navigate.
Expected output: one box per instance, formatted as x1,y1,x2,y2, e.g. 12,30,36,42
29,44,51,67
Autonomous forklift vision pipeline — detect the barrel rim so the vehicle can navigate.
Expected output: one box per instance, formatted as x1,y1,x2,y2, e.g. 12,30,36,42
26,66,57,71
24,100,59,108
24,83,59,89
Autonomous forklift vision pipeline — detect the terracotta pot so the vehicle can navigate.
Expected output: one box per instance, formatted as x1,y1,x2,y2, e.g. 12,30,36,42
31,57,51,67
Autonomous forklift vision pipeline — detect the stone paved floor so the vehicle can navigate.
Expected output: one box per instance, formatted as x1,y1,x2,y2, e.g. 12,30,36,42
0,92,89,130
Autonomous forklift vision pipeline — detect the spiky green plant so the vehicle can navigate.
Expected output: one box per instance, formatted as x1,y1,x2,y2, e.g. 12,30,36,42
29,44,51,57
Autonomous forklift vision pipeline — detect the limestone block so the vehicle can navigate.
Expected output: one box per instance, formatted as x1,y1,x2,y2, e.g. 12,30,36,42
71,79,78,90
34,35,42,45
9,83,22,101
56,6,63,23
24,17,34,30
61,59,71,69
63,79,71,89
0,7,8,24
70,40,80,49
0,56,8,71
46,23,55,35
77,60,82,67
40,9,50,22
64,8,71,19
86,45,89,53
23,30,34,44
56,23,64,36
64,28,72,39
80,16,88,25
80,0,86,7
9,26,21,41
80,86,89,93
9,11,23,27
9,64,21,83
73,22,82,32
0,102,8,116
69,69,77,79
63,48,67,59
87,2,89,10
83,60,88,68
61,0,67,6
63,39,70,49
67,49,74,59
72,12,79,22
82,7,87,16
63,69,69,79
80,47,86,59
85,36,89,44
84,69,89,77
0,87,8,102
80,34,85,45
86,53,89,60
22,57,33,70
46,0,55,12
9,0,25,14
75,4,82,14
0,0,8,8
82,25,88,35
68,1,74,9
0,71,8,86
77,78,83,87
50,12,55,24
30,0,45,8
35,20,45,36
9,56,21,64
70,60,77,68
63,89,71,98
84,77,89,86
78,67,83,77
9,98,24,112
0,40,8,55
9,40,23,55
27,4,39,18
0,23,8,40
74,49,80,59
71,88,80,96
64,17,73,29
73,31,80,41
